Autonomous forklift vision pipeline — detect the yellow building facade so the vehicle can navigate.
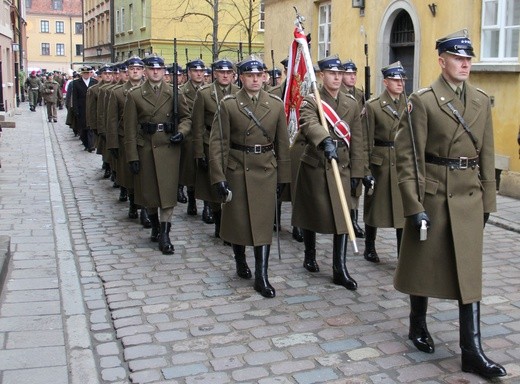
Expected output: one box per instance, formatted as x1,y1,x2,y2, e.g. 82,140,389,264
112,0,265,66
265,0,520,189
26,3,83,73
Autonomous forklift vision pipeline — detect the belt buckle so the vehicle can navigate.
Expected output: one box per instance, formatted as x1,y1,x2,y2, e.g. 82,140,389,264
459,157,468,169
254,144,262,154
156,123,164,132
333,140,339,149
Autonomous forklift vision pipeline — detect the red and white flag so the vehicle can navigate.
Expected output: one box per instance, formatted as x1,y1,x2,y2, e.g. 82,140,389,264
283,27,312,145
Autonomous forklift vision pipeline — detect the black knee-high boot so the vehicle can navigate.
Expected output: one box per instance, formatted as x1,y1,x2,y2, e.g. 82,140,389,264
332,234,357,290
177,184,187,203
158,222,174,255
148,212,160,242
213,209,221,238
187,187,197,215
128,193,138,219
233,244,251,279
396,228,403,258
119,186,128,202
351,209,365,238
253,245,275,298
459,301,506,378
409,295,435,353
363,224,379,263
302,229,319,272
273,201,282,231
202,201,214,224
140,207,152,228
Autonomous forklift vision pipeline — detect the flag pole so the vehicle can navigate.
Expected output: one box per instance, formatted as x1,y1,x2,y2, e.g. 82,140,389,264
294,10,359,253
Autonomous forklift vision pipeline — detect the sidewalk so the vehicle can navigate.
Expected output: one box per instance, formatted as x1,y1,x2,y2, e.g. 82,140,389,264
0,103,519,384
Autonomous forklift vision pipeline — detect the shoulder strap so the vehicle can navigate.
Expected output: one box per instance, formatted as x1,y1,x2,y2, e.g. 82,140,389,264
446,102,480,155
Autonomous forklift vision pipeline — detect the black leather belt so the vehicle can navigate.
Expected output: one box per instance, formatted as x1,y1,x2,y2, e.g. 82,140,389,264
374,139,394,147
231,142,273,154
425,153,479,169
140,122,174,134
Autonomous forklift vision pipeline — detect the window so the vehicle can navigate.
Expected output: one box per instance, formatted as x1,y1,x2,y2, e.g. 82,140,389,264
56,43,65,56
141,0,146,27
41,43,50,56
75,22,83,34
258,0,265,31
76,44,83,56
318,3,332,59
121,8,125,32
41,20,50,33
129,4,133,31
52,0,63,11
481,0,520,61
115,10,120,33
56,21,64,33
26,0,32,8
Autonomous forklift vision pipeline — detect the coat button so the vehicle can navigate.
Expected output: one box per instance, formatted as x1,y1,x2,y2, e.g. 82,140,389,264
246,168,249,171
449,193,453,198
247,132,250,135
469,192,473,196
449,165,455,171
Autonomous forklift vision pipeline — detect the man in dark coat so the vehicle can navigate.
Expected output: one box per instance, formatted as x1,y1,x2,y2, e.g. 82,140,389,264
72,66,98,151
394,29,506,379
363,62,406,263
124,56,191,255
291,55,365,291
209,56,291,298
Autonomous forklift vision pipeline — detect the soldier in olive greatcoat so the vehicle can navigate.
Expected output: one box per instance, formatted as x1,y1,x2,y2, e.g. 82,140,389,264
123,56,191,255
394,30,506,379
209,56,291,298
42,72,62,122
340,60,370,239
363,62,407,263
192,59,240,237
291,55,365,291
106,57,150,227
177,59,206,208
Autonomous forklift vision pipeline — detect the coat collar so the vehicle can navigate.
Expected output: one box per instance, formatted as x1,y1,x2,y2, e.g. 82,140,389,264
141,80,172,110
379,89,404,119
236,88,271,133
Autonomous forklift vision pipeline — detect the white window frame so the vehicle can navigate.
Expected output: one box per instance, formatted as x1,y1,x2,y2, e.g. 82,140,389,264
41,43,50,56
56,20,64,34
318,2,332,60
141,0,146,28
115,10,120,33
481,0,520,61
258,0,265,32
121,8,125,33
56,43,65,56
41,20,49,33
129,3,134,31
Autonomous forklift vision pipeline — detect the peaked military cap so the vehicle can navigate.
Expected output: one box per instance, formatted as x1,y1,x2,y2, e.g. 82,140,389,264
186,59,205,70
272,68,282,78
343,60,358,73
117,62,128,71
381,61,406,79
318,55,343,72
126,56,145,67
98,64,113,74
79,65,92,73
280,57,289,69
238,56,264,74
435,29,475,58
144,55,165,68
204,67,212,76
213,58,234,71
174,65,184,75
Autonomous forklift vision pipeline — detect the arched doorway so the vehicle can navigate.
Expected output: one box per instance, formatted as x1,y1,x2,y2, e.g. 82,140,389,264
389,10,415,95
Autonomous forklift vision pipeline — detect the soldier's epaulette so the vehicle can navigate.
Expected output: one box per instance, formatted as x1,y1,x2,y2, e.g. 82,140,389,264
346,93,356,101
199,84,211,91
476,87,488,97
222,94,236,101
367,96,379,104
268,93,283,102
416,87,432,95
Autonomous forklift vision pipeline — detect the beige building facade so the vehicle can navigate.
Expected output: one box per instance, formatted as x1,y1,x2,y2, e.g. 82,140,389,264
111,0,265,66
265,0,520,190
25,0,83,73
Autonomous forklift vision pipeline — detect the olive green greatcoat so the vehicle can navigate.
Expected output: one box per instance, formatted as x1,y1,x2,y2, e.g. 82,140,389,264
192,81,240,202
178,80,200,187
42,80,62,103
106,81,138,189
270,79,306,203
291,88,365,234
394,76,497,304
363,89,406,228
95,82,115,159
86,81,109,151
123,81,191,209
208,89,291,246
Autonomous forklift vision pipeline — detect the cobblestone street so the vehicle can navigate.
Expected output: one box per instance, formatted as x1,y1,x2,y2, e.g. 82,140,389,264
0,104,519,383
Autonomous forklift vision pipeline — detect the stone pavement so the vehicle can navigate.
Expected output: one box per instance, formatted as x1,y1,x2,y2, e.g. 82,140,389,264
0,103,519,384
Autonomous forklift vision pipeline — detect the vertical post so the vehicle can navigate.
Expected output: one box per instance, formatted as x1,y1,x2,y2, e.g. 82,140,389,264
213,0,219,61
0,61,5,111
